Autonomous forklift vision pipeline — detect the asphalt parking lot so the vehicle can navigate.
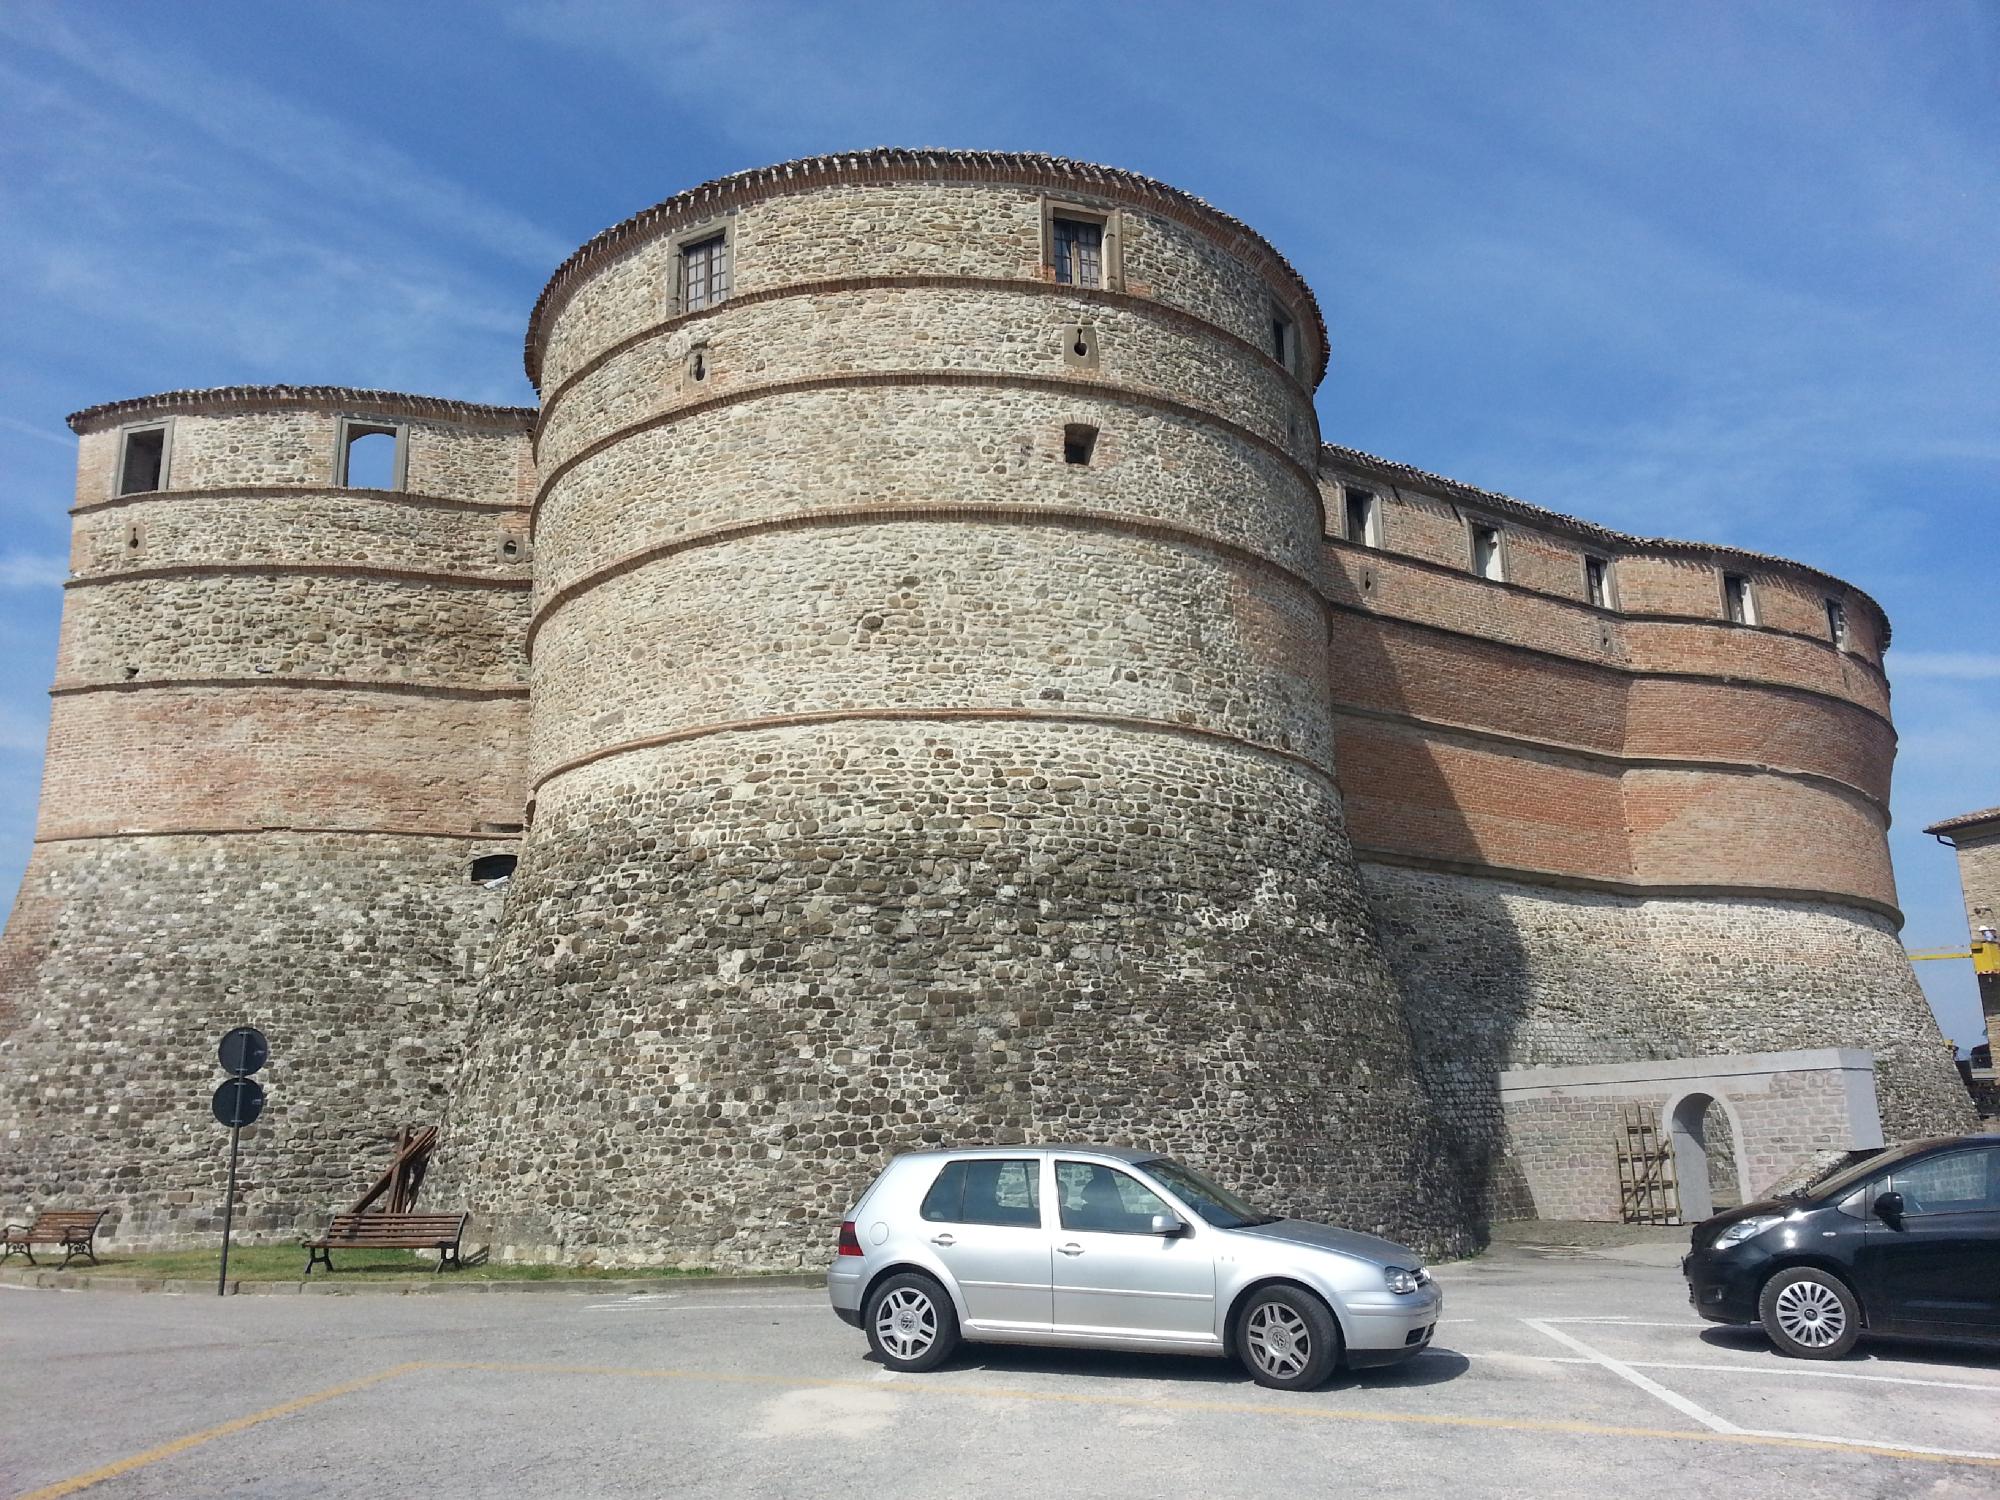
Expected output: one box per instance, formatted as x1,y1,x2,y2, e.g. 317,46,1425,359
4,1240,1997,1499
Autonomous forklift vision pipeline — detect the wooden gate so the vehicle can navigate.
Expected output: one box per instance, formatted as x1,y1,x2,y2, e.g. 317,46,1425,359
1615,1104,1680,1224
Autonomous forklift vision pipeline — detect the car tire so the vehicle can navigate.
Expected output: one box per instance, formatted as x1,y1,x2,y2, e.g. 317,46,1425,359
1235,1285,1342,1390
1758,1266,1861,1360
864,1271,960,1373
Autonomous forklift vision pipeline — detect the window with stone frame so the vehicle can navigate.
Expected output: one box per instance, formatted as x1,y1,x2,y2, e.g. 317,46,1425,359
681,232,730,312
1723,572,1756,626
1052,216,1104,288
1470,523,1505,582
1585,554,1614,609
116,423,170,496
1343,487,1378,547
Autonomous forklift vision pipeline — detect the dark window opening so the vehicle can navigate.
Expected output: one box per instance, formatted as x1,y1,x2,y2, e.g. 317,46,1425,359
117,426,166,496
126,524,142,551
470,854,518,885
1826,598,1848,647
501,538,520,558
340,424,400,490
1063,423,1098,465
1723,573,1754,625
1343,487,1376,547
682,233,729,311
1585,555,1611,608
1272,309,1295,370
1053,216,1103,287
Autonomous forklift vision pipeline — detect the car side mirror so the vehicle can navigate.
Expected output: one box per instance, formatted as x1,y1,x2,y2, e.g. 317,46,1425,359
1874,1191,1905,1227
1148,1212,1187,1237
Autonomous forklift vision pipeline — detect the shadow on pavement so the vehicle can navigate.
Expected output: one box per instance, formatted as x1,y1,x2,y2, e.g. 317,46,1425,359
879,1342,1472,1390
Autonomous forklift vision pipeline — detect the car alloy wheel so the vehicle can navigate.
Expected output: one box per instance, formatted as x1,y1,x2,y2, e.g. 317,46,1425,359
1246,1301,1313,1380
862,1271,961,1373
875,1286,938,1362
1235,1286,1340,1390
1771,1278,1845,1349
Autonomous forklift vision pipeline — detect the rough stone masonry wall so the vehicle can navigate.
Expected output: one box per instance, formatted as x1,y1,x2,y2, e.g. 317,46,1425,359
0,395,534,1245
1365,864,1974,1219
444,166,1469,1268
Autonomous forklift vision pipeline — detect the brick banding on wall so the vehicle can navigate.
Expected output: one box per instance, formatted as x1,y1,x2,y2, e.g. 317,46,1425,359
534,274,1316,441
525,368,1323,536
1,153,1969,1260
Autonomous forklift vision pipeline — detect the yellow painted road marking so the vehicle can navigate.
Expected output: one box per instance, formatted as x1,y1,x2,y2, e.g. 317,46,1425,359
19,1354,2000,1496
14,1363,423,1500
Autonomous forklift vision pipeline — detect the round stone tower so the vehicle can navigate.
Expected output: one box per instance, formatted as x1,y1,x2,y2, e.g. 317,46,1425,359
449,151,1455,1266
0,386,533,1245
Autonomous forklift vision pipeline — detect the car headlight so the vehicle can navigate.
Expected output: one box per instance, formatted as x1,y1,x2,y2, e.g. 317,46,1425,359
1383,1266,1426,1294
1713,1214,1784,1249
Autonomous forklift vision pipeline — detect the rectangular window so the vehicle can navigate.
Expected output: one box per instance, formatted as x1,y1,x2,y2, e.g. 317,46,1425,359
1343,487,1377,547
1271,308,1295,372
1585,555,1612,608
681,232,730,312
1052,216,1103,288
116,423,169,496
920,1158,1042,1227
1055,1160,1172,1234
1723,572,1756,625
1826,598,1848,648
336,418,406,491
1470,523,1504,581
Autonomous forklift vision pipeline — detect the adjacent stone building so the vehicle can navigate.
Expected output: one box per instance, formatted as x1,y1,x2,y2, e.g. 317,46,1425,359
0,151,1972,1266
1924,807,2000,1104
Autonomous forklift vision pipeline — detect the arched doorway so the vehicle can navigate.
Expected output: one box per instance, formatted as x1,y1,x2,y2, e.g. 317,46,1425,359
1668,1092,1744,1221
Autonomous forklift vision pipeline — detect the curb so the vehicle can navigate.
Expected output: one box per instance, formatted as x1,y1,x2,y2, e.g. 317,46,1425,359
0,1267,826,1297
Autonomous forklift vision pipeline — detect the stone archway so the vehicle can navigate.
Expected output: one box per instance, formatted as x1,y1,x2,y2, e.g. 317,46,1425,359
1667,1090,1748,1221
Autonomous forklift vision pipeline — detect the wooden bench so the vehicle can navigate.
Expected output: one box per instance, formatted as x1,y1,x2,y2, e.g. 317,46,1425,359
2,1209,108,1270
302,1212,469,1275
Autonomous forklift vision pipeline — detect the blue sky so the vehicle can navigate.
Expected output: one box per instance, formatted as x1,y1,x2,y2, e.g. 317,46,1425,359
0,1,1994,1044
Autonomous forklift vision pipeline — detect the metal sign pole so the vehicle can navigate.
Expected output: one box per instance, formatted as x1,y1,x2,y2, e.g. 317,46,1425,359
218,1119,242,1297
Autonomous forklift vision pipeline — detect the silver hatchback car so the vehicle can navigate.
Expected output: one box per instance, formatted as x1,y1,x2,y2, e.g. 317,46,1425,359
828,1146,1441,1389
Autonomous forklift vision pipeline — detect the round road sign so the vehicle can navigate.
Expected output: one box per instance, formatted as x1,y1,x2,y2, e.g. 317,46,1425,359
217,1026,269,1078
211,1077,266,1128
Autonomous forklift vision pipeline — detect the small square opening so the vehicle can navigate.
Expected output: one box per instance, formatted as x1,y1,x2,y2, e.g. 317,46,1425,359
1063,423,1098,466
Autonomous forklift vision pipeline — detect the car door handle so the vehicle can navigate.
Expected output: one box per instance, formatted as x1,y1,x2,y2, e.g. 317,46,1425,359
1057,1242,1084,1256
930,1234,955,1247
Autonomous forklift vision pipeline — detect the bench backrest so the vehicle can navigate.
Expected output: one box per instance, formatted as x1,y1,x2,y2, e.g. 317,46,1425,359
26,1210,107,1235
320,1212,467,1242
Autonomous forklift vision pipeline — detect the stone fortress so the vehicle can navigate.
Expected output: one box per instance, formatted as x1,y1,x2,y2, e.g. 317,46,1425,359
0,151,1973,1266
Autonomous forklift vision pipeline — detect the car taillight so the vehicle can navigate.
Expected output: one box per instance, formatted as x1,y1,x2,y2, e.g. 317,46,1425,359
837,1220,864,1257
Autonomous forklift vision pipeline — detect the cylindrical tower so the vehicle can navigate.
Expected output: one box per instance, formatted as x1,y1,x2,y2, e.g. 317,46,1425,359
0,387,534,1245
449,151,1455,1266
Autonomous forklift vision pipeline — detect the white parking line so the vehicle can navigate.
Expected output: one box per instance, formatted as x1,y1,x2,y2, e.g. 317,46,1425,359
1525,1317,2000,1464
1619,1360,2000,1394
1523,1319,1740,1432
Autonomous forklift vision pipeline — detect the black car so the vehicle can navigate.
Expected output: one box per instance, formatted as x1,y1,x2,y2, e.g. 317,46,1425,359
1682,1134,2000,1358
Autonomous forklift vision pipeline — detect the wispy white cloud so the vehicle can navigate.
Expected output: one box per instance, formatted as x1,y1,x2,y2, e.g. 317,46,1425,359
0,553,65,591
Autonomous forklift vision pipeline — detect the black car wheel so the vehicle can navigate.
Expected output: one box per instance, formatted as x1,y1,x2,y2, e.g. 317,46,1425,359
864,1271,960,1372
1758,1266,1861,1359
1236,1285,1342,1390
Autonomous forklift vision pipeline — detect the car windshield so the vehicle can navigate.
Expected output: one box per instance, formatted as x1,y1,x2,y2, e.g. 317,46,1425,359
1139,1157,1277,1229
1792,1146,1898,1201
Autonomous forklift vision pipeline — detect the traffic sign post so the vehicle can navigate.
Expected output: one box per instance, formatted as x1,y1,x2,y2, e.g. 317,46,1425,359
212,1028,269,1297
